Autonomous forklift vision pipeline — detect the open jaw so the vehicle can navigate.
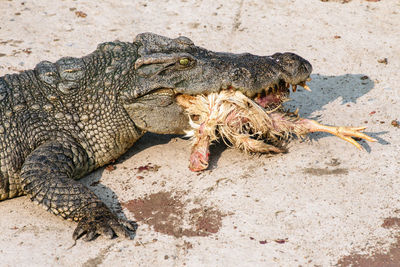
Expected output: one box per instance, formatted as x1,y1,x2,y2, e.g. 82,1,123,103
175,79,376,172
176,77,312,112
252,78,311,110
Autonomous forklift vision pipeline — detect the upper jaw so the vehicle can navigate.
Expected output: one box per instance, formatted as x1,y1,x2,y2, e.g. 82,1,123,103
209,77,312,109
170,75,312,111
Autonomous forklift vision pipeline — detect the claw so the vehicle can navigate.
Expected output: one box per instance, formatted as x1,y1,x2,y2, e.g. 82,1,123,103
301,119,376,149
292,84,297,92
72,206,137,241
72,225,86,240
99,225,115,239
119,219,138,232
110,219,135,239
83,229,97,242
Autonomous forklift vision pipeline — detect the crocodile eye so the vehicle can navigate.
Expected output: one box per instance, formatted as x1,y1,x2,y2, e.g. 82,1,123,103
179,58,189,66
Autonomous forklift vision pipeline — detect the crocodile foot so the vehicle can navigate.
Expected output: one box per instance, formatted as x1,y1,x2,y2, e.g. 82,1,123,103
73,206,137,241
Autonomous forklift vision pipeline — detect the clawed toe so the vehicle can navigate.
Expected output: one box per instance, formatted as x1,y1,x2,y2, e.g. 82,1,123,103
73,211,137,241
108,219,137,239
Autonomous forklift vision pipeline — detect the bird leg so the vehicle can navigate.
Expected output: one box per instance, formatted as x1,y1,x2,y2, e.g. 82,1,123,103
269,113,376,150
189,122,211,172
296,118,376,149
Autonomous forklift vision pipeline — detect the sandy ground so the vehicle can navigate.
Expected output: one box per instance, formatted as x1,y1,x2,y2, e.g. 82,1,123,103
0,0,399,266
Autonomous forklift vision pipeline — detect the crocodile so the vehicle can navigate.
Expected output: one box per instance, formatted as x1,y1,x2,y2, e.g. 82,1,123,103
0,32,373,241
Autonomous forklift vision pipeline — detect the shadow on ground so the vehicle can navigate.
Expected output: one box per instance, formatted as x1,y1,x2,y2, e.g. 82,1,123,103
286,73,388,150
287,73,374,116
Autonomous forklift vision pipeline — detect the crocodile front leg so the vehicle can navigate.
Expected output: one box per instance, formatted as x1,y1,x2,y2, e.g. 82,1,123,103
20,138,136,241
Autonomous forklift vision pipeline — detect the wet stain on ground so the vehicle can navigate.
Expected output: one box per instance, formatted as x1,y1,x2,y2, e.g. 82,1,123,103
303,167,348,176
337,217,400,266
122,191,225,238
382,218,400,229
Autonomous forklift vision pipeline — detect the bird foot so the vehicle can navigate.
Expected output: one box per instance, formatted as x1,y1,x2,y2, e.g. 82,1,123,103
299,119,376,149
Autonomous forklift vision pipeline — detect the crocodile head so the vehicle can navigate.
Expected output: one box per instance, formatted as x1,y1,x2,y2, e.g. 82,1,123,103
122,32,312,134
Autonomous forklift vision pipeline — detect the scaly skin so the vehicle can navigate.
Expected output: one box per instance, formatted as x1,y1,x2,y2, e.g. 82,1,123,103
0,32,313,240
0,42,143,240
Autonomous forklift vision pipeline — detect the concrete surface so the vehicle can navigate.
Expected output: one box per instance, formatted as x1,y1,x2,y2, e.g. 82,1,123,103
0,0,399,266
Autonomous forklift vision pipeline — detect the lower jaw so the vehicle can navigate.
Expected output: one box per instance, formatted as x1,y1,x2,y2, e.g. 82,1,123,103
254,94,288,110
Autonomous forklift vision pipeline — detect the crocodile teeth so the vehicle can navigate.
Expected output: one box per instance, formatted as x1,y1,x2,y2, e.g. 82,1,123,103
299,81,312,92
